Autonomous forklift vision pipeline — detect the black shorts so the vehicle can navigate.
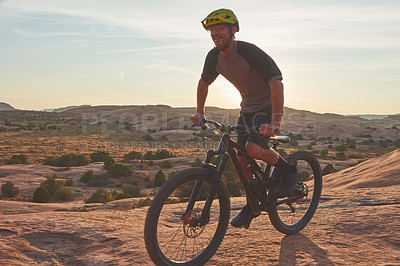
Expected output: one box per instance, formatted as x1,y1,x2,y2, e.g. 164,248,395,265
237,107,271,157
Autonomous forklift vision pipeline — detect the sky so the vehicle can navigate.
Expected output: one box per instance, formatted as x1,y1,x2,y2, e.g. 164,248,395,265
0,0,399,115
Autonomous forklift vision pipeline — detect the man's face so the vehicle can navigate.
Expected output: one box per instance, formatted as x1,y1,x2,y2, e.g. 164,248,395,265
208,24,231,49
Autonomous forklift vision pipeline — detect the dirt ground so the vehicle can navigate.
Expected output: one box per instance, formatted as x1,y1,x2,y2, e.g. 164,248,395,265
0,150,399,265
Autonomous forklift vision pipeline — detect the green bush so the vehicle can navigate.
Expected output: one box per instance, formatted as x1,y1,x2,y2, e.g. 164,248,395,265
137,197,152,208
394,139,400,148
222,171,242,197
64,178,74,186
122,183,142,197
322,164,336,176
191,158,203,167
154,170,166,187
336,152,346,161
53,187,74,201
41,175,64,196
160,160,174,169
90,151,112,162
335,145,347,152
320,150,329,158
143,149,175,160
5,155,28,165
107,163,132,177
124,151,143,160
87,175,110,187
43,154,89,167
33,186,50,203
80,170,109,186
80,170,95,183
1,181,20,197
103,157,116,170
85,189,111,203
109,190,132,201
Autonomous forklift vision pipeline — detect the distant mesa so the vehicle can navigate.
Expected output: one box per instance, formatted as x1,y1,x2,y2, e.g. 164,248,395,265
43,105,92,113
0,102,16,111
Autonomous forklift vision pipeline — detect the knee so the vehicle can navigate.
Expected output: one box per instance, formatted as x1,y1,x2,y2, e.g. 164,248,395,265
245,143,260,159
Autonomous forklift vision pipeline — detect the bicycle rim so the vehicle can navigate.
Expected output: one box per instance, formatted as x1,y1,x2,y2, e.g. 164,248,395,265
269,151,322,234
145,168,230,265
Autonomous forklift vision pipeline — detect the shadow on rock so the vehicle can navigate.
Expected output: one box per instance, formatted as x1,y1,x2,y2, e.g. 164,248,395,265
279,233,334,265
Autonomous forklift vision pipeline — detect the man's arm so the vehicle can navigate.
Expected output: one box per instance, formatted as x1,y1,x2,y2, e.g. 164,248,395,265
270,79,284,131
260,79,284,136
191,79,209,125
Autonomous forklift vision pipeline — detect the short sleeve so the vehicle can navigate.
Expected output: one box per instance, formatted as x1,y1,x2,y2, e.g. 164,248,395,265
201,48,220,85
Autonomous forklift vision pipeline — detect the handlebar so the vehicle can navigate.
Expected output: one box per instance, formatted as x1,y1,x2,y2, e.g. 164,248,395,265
197,118,260,134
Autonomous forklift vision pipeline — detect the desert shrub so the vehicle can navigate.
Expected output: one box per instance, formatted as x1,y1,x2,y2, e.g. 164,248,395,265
222,170,242,197
394,139,400,148
43,156,58,166
64,178,74,186
168,171,179,179
137,197,152,208
335,145,347,152
53,187,74,201
88,175,110,187
41,175,64,196
1,181,20,197
80,170,110,186
347,144,356,149
109,190,132,200
154,170,166,187
85,189,111,203
322,164,336,176
336,152,346,161
107,163,132,177
5,155,28,165
191,158,203,167
33,186,50,203
122,183,143,197
320,150,329,158
90,151,112,162
287,140,298,147
57,154,89,167
288,133,304,140
80,170,95,183
124,151,143,160
103,157,116,170
43,154,89,167
160,160,174,169
143,149,175,160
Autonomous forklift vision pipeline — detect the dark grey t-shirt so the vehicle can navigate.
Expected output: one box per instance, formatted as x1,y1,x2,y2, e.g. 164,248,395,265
201,41,282,113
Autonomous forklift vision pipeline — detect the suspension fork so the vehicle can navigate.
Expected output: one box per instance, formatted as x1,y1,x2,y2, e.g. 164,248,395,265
182,150,229,226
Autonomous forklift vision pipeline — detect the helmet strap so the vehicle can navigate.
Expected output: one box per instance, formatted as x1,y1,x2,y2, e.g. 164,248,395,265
218,25,234,52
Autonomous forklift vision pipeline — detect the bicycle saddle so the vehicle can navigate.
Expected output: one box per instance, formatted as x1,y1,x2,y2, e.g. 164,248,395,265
270,135,290,143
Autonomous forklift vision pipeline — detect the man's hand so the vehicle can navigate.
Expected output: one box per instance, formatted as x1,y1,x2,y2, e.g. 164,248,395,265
259,123,277,137
190,112,205,125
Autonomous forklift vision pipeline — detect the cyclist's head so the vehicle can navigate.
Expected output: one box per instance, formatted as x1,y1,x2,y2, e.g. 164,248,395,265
201,9,239,51
201,8,239,32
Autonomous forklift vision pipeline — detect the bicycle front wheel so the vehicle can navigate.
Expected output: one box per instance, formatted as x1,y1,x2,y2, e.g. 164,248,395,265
268,151,322,235
144,168,230,265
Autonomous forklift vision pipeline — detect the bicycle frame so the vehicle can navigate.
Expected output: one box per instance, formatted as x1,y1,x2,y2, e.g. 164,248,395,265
183,132,276,225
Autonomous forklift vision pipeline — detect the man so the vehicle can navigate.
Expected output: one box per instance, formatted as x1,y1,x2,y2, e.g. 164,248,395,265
190,8,300,228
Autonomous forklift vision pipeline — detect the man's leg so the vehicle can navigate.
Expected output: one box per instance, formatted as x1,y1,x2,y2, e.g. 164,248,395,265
246,142,300,197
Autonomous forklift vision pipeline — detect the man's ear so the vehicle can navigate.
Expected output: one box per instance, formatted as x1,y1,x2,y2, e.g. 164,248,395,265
232,25,238,34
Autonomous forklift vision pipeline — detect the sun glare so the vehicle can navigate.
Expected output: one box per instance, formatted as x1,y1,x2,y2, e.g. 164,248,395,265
210,77,241,109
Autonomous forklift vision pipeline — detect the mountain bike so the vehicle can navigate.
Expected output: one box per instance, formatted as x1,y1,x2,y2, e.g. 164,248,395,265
144,118,322,265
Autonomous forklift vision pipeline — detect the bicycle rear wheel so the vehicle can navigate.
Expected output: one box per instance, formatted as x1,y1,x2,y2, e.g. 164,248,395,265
144,168,230,265
268,151,322,235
